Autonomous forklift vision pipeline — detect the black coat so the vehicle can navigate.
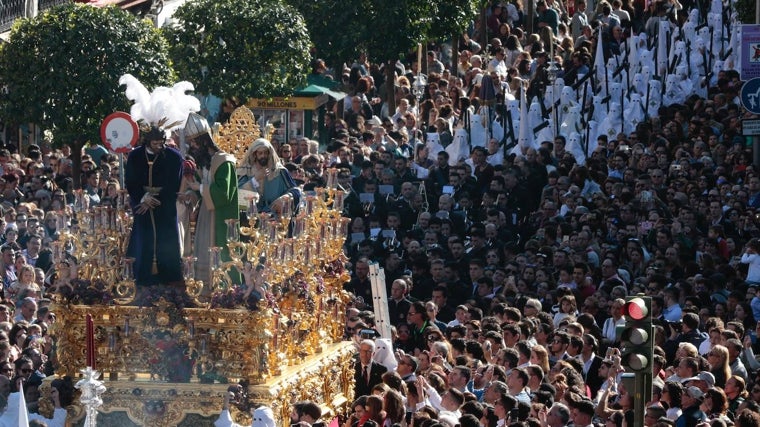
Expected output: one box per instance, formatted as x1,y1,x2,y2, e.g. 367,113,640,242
354,361,388,398
125,145,183,286
584,354,605,398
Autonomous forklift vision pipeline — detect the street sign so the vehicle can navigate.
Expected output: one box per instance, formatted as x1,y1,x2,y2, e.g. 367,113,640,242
742,25,760,81
100,111,139,154
744,119,760,136
741,78,760,115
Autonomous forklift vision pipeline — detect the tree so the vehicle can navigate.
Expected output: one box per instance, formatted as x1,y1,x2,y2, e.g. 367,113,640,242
429,0,479,43
735,0,756,25
164,0,311,100
291,0,436,67
0,3,174,186
289,0,437,113
429,0,480,73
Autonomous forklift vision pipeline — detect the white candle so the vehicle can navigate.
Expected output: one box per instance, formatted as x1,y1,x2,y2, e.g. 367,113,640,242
417,43,422,75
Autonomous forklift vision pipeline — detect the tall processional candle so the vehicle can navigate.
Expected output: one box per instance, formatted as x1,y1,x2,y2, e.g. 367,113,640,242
417,43,422,74
86,314,95,368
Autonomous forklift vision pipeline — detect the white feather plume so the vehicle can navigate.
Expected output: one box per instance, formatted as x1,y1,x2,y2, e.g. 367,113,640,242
119,73,199,131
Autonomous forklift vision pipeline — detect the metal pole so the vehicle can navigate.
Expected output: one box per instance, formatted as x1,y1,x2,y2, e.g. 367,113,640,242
119,153,125,189
527,0,535,36
754,137,760,167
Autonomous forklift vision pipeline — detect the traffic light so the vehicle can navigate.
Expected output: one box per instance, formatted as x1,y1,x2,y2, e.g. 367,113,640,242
620,296,653,427
619,296,653,373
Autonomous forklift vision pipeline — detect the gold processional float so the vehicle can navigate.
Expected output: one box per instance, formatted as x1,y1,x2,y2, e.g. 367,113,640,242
45,106,356,427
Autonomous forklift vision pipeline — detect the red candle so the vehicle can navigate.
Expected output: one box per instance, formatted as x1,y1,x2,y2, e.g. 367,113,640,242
86,314,96,368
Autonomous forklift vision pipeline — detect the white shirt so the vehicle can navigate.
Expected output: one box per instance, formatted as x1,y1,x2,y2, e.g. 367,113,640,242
28,407,72,427
487,58,508,77
487,151,504,166
741,252,760,283
698,337,713,356
602,317,626,343
580,353,598,377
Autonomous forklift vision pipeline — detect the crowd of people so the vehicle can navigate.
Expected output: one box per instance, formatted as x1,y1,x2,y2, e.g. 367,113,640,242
326,2,760,427
0,0,759,424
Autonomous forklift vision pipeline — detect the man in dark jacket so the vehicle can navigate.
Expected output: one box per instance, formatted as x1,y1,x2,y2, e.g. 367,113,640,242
354,339,387,397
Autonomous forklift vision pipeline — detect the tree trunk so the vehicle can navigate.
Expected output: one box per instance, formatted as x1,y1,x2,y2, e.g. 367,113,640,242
451,32,459,75
385,61,396,118
71,140,83,189
481,4,488,55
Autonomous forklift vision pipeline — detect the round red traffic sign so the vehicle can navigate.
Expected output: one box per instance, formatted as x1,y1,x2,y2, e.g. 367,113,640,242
101,112,139,154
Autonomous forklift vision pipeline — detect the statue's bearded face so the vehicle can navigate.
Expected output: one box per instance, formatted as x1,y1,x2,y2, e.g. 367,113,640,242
255,148,270,167
188,137,212,169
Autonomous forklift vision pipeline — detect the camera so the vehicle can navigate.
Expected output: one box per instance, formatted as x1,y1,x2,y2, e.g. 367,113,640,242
359,329,379,339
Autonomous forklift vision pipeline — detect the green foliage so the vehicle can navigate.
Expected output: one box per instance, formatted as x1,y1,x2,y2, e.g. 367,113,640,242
361,0,436,62
429,0,479,41
735,0,756,24
288,0,362,68
164,0,310,100
289,0,436,67
0,3,173,145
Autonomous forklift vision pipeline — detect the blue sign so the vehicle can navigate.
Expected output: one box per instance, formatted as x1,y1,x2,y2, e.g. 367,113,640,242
741,78,760,115
742,25,760,81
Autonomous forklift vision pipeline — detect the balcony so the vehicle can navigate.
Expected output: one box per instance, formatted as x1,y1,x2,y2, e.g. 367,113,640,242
0,0,153,34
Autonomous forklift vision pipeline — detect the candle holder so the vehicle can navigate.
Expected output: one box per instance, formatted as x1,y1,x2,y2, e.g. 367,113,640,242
226,218,240,243
50,106,358,410
76,366,106,427
183,256,205,304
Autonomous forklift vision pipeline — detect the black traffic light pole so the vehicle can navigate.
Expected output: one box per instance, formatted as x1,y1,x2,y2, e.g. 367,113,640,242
620,295,654,427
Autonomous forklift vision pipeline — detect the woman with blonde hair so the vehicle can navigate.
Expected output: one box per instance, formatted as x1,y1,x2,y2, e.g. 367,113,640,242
8,264,39,302
539,27,555,57
707,344,731,388
530,344,551,373
675,342,699,360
